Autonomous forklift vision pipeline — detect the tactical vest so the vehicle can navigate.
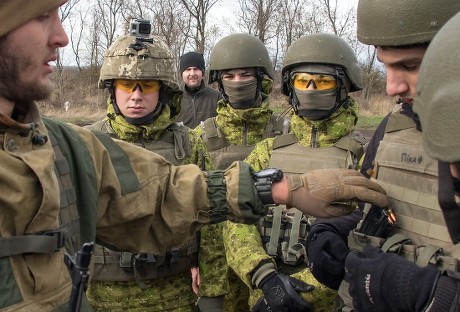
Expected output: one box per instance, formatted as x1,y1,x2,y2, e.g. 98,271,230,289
88,121,198,285
88,120,192,164
201,114,287,170
338,113,460,311
259,132,365,272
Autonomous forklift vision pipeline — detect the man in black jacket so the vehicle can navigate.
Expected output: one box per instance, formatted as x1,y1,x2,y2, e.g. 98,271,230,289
177,51,220,128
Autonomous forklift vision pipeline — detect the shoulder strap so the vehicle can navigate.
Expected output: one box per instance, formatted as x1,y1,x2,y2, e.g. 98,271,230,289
334,133,365,160
385,112,416,133
201,118,228,151
272,133,298,150
166,122,192,159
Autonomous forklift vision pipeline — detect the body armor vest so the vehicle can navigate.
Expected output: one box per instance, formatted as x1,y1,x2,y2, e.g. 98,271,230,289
339,113,460,311
87,121,198,284
259,132,364,272
201,114,286,170
89,120,192,164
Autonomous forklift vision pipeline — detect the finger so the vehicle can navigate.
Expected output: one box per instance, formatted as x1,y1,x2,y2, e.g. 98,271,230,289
350,186,390,208
251,297,265,312
289,277,315,292
321,203,356,217
344,175,387,194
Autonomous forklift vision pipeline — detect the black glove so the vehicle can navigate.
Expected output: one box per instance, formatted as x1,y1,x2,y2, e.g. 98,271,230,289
307,230,349,290
252,272,314,312
344,245,440,312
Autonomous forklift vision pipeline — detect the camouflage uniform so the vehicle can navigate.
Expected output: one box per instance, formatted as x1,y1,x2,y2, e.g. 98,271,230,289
86,34,212,312
194,33,280,312
195,98,279,312
224,99,359,311
221,33,364,311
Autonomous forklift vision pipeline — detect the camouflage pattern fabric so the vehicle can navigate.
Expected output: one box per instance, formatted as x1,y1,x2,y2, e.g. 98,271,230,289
195,97,273,144
222,97,359,311
104,99,213,169
87,273,196,311
195,98,273,311
245,97,359,171
87,96,212,311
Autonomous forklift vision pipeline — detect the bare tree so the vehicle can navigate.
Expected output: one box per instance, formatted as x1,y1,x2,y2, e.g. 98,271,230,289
236,0,282,43
180,0,219,53
96,0,125,49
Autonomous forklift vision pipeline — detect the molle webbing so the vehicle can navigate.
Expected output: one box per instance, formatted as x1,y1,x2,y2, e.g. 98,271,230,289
346,113,460,274
258,206,308,266
91,235,199,283
202,115,285,152
202,115,286,170
89,121,192,165
269,133,364,174
260,132,363,269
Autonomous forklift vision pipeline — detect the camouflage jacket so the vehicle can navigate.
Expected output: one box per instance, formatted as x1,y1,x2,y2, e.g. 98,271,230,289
0,101,265,311
222,97,360,309
89,97,213,170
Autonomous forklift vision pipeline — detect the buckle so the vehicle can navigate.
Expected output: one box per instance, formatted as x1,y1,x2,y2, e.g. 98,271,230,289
43,230,66,252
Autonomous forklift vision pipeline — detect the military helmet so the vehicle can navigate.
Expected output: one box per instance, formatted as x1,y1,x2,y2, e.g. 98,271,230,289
357,0,460,46
98,34,179,91
413,12,460,163
208,33,274,84
281,33,362,95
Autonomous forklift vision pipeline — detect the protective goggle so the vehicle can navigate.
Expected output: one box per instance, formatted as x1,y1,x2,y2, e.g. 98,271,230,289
290,73,337,91
114,79,161,93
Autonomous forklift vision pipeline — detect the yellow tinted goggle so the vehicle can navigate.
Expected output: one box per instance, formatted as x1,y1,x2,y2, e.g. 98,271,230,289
114,79,161,93
290,73,337,91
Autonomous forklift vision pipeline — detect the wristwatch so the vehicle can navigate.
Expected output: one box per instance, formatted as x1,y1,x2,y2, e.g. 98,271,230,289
253,168,284,206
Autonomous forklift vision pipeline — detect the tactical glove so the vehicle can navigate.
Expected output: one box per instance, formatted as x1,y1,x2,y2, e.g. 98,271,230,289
287,169,390,218
253,272,314,312
307,230,349,290
344,245,440,312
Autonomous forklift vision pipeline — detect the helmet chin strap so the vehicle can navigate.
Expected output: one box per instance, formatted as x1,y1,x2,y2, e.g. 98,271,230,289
438,161,460,244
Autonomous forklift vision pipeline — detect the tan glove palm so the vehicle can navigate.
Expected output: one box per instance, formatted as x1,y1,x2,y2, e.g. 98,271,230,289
287,169,389,218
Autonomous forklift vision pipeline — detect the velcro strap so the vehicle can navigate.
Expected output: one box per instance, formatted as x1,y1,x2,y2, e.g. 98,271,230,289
267,206,283,256
381,233,411,253
0,231,65,257
416,245,443,267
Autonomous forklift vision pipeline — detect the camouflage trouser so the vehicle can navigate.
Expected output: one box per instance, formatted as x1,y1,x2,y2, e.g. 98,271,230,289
87,272,196,311
199,223,251,311
198,223,229,298
248,268,337,312
224,269,250,312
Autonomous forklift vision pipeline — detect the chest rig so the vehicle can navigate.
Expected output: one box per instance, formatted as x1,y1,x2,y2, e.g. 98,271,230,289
88,121,198,287
259,132,364,272
201,115,286,170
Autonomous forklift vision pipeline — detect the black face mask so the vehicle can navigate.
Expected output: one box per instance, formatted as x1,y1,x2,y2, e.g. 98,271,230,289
438,161,460,244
